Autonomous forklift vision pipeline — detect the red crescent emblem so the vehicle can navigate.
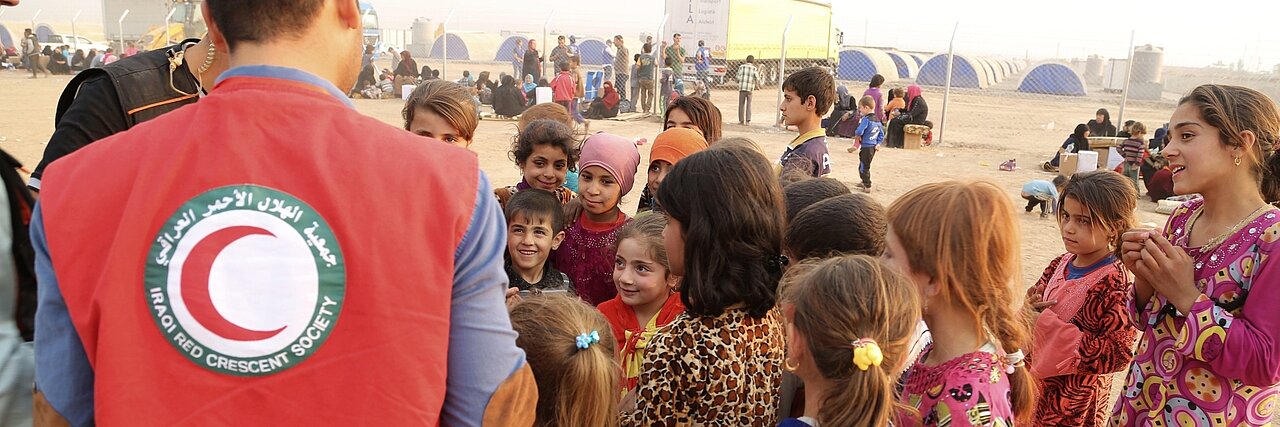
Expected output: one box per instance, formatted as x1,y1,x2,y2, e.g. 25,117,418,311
181,226,287,341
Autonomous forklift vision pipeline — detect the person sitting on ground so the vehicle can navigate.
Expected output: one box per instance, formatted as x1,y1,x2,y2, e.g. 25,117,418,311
884,88,905,121
1044,124,1092,171
392,50,419,97
825,85,858,138
1087,108,1116,137
69,49,86,72
585,81,621,120
1144,154,1175,202
493,74,528,119
885,85,928,148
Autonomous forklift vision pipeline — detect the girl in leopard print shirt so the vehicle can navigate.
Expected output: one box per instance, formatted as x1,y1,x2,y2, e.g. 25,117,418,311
619,144,787,427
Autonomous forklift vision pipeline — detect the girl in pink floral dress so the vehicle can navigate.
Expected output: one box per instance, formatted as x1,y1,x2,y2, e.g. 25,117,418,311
884,181,1038,426
1114,84,1280,426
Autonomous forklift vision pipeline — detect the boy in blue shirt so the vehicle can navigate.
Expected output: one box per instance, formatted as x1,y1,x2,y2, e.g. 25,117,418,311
1021,175,1069,218
849,95,884,192
778,67,836,177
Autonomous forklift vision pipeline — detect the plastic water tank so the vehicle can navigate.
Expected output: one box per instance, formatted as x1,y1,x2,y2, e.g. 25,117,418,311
1085,55,1103,79
412,18,434,46
1131,45,1164,83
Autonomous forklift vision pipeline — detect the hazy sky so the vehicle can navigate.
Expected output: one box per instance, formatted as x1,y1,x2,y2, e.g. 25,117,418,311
6,0,1279,69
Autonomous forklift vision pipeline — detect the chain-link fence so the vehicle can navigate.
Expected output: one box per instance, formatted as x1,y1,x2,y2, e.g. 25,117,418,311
828,19,1280,152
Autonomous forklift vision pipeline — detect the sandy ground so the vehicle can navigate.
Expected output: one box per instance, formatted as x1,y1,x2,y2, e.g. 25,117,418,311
0,64,1175,287
4,58,1280,426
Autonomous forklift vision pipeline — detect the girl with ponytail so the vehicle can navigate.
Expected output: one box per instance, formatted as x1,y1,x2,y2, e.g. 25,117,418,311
509,295,619,427
1113,84,1280,426
883,180,1037,426
779,255,921,427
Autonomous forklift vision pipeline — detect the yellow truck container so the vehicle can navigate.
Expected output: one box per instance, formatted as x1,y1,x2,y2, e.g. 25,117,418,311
664,0,840,86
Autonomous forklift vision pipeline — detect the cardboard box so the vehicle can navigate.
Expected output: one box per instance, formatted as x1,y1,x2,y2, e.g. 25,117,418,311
903,125,929,150
1059,153,1078,176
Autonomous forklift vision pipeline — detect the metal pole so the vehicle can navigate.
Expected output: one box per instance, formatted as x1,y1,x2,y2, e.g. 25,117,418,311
164,7,176,48
937,22,959,146
441,9,455,80
775,15,794,128
863,17,868,46
654,14,668,115
30,9,41,35
118,10,130,54
1117,30,1136,128
72,10,82,51
543,10,555,82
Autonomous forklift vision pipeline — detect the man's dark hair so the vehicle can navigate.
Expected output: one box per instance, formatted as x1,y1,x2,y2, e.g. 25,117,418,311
673,33,681,39
505,189,567,235
558,35,566,41
782,67,837,116
643,43,652,53
698,40,704,47
746,55,755,63
208,0,325,50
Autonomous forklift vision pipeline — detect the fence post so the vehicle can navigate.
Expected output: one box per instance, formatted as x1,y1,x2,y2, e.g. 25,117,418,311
30,9,40,34
654,14,669,115
543,11,555,82
441,9,455,80
1117,30,1135,128
117,9,129,52
774,15,795,128
937,22,959,146
71,10,82,51
164,7,176,48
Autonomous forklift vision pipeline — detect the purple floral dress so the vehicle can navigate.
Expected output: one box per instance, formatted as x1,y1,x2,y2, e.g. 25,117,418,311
1110,199,1280,426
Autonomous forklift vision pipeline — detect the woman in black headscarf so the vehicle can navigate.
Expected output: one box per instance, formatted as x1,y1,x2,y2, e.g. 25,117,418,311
1043,123,1091,171
492,74,527,118
70,49,86,72
1087,108,1116,137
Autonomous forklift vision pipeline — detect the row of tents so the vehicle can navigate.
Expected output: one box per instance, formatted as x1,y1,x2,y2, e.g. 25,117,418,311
836,47,1090,97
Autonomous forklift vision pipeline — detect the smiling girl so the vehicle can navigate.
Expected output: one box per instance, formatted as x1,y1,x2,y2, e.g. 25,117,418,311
553,133,640,306
1026,170,1138,427
597,214,685,394
636,128,708,216
1113,85,1280,426
495,119,579,209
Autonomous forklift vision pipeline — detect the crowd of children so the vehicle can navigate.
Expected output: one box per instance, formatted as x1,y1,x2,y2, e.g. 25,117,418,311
402,75,1280,427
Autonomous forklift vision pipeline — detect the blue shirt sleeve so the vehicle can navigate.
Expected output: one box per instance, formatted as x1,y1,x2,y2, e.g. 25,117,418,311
31,202,96,427
442,170,527,427
855,117,870,139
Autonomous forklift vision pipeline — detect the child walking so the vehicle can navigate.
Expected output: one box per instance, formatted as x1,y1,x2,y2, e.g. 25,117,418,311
1119,121,1147,193
779,255,923,427
848,95,885,192
778,67,836,178
1026,170,1138,427
553,133,640,306
495,119,579,209
620,145,787,426
883,181,1037,426
402,80,478,149
551,62,576,115
1113,84,1280,426
597,214,686,394
509,295,619,427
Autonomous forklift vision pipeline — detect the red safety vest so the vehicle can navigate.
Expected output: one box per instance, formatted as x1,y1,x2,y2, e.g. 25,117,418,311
40,76,477,425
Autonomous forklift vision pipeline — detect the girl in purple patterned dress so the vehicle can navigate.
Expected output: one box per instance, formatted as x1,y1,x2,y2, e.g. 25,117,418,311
553,133,640,306
1114,84,1280,426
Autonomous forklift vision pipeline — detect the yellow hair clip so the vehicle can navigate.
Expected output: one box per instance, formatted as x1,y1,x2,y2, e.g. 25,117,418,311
851,338,883,371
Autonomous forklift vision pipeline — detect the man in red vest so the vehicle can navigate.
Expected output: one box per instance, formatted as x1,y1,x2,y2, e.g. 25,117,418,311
32,0,537,425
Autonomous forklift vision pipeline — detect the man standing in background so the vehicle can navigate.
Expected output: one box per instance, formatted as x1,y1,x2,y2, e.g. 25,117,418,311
663,33,686,77
512,39,525,79
613,36,630,101
737,55,759,125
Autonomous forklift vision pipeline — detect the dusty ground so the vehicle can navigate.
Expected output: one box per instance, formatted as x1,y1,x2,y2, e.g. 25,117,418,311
0,63,1175,287
5,53,1279,427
